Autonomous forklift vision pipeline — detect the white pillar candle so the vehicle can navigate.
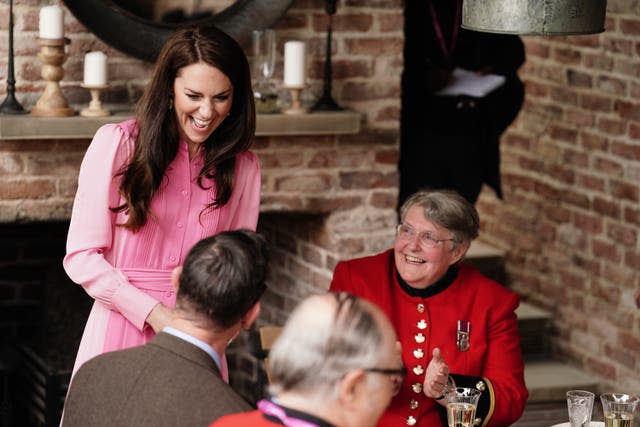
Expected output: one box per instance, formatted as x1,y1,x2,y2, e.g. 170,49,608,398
39,5,64,39
83,51,108,86
283,41,306,87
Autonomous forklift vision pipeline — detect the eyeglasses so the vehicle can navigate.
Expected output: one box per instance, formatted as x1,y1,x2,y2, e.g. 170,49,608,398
396,224,457,248
364,366,407,395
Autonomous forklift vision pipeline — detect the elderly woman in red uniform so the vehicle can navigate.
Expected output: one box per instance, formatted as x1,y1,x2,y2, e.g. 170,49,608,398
330,189,528,427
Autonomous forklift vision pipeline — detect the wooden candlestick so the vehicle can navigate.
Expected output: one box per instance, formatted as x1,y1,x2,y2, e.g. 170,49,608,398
80,84,110,117
31,37,74,117
283,85,308,115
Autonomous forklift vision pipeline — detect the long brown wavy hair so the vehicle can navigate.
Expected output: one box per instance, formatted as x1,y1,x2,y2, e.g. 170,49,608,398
112,24,256,231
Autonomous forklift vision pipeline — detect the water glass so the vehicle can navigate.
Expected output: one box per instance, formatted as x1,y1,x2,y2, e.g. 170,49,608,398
567,390,595,427
600,393,639,427
445,387,482,427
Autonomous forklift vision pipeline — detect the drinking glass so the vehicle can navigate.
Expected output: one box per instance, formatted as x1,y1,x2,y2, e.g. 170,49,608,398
252,29,278,113
600,393,639,427
567,390,595,427
445,387,482,427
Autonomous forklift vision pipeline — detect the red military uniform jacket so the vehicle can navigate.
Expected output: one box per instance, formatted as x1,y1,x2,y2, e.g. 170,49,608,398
211,411,283,427
330,249,528,427
211,407,336,427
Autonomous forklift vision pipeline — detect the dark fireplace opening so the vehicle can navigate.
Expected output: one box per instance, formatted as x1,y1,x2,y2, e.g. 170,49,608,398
0,221,92,427
0,213,332,425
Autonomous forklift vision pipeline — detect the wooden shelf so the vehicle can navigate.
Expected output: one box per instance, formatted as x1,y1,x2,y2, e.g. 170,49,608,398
0,109,361,140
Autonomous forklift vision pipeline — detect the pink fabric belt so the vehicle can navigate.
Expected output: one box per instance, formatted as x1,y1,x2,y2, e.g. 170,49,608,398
103,268,175,354
121,267,174,290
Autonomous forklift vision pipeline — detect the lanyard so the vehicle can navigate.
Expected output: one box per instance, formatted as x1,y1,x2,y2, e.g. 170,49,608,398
428,0,462,64
257,400,322,427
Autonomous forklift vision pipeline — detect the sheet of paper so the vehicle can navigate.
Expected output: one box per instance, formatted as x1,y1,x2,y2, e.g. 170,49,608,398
436,67,506,98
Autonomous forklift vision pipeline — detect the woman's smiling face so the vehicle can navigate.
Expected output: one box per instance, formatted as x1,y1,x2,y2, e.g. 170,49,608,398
394,205,467,289
173,61,233,156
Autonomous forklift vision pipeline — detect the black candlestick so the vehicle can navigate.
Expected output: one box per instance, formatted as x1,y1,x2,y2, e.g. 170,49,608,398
312,0,342,111
0,0,27,114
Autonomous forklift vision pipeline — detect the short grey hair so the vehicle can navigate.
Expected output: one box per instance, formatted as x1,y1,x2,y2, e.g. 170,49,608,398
268,293,386,400
399,189,480,244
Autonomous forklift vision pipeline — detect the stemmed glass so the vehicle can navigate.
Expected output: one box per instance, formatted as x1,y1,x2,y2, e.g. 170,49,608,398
600,393,639,427
446,387,481,427
252,29,278,113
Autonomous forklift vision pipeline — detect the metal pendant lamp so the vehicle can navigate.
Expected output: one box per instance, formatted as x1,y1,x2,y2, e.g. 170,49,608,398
462,0,607,36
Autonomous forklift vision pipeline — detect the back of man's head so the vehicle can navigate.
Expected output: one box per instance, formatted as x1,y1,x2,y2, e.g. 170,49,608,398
268,292,398,404
176,229,269,329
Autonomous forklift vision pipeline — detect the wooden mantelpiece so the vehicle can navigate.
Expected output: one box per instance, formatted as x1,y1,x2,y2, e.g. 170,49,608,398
0,110,361,140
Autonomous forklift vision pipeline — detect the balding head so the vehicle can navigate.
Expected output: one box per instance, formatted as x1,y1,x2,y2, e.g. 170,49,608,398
267,292,401,427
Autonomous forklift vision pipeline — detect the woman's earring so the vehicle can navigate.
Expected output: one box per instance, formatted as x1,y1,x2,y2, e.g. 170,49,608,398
169,98,173,111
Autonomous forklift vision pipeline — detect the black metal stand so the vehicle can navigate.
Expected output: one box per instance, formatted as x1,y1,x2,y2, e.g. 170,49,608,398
0,0,27,115
312,0,342,111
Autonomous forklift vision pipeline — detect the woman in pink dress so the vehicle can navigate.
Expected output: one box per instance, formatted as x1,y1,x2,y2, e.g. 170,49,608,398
64,25,261,376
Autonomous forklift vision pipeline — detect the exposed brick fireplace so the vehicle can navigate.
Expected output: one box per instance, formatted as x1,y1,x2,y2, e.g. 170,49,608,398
0,115,399,423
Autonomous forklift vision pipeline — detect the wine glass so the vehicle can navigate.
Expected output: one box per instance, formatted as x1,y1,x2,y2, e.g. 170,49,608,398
252,29,278,113
446,387,481,427
600,393,639,427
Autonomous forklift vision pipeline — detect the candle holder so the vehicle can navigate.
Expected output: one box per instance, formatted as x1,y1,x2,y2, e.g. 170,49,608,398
31,37,74,117
283,85,308,115
80,84,110,117
0,0,27,115
312,0,343,111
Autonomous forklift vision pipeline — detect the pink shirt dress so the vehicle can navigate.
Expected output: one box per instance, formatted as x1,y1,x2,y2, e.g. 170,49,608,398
64,119,261,375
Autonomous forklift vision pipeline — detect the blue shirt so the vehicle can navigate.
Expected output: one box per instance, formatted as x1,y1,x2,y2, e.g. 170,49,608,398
162,326,222,372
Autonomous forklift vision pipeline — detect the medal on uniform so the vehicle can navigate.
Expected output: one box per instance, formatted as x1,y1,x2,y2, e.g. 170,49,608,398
457,320,470,351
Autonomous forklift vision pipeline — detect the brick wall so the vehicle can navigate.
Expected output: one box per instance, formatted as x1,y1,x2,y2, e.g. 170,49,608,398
0,0,403,220
476,0,640,395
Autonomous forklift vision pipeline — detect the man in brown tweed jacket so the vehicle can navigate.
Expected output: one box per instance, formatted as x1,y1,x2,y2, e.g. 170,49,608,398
61,229,268,427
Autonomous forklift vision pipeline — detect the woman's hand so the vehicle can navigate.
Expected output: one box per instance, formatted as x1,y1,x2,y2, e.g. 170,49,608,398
145,303,174,333
423,347,450,403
